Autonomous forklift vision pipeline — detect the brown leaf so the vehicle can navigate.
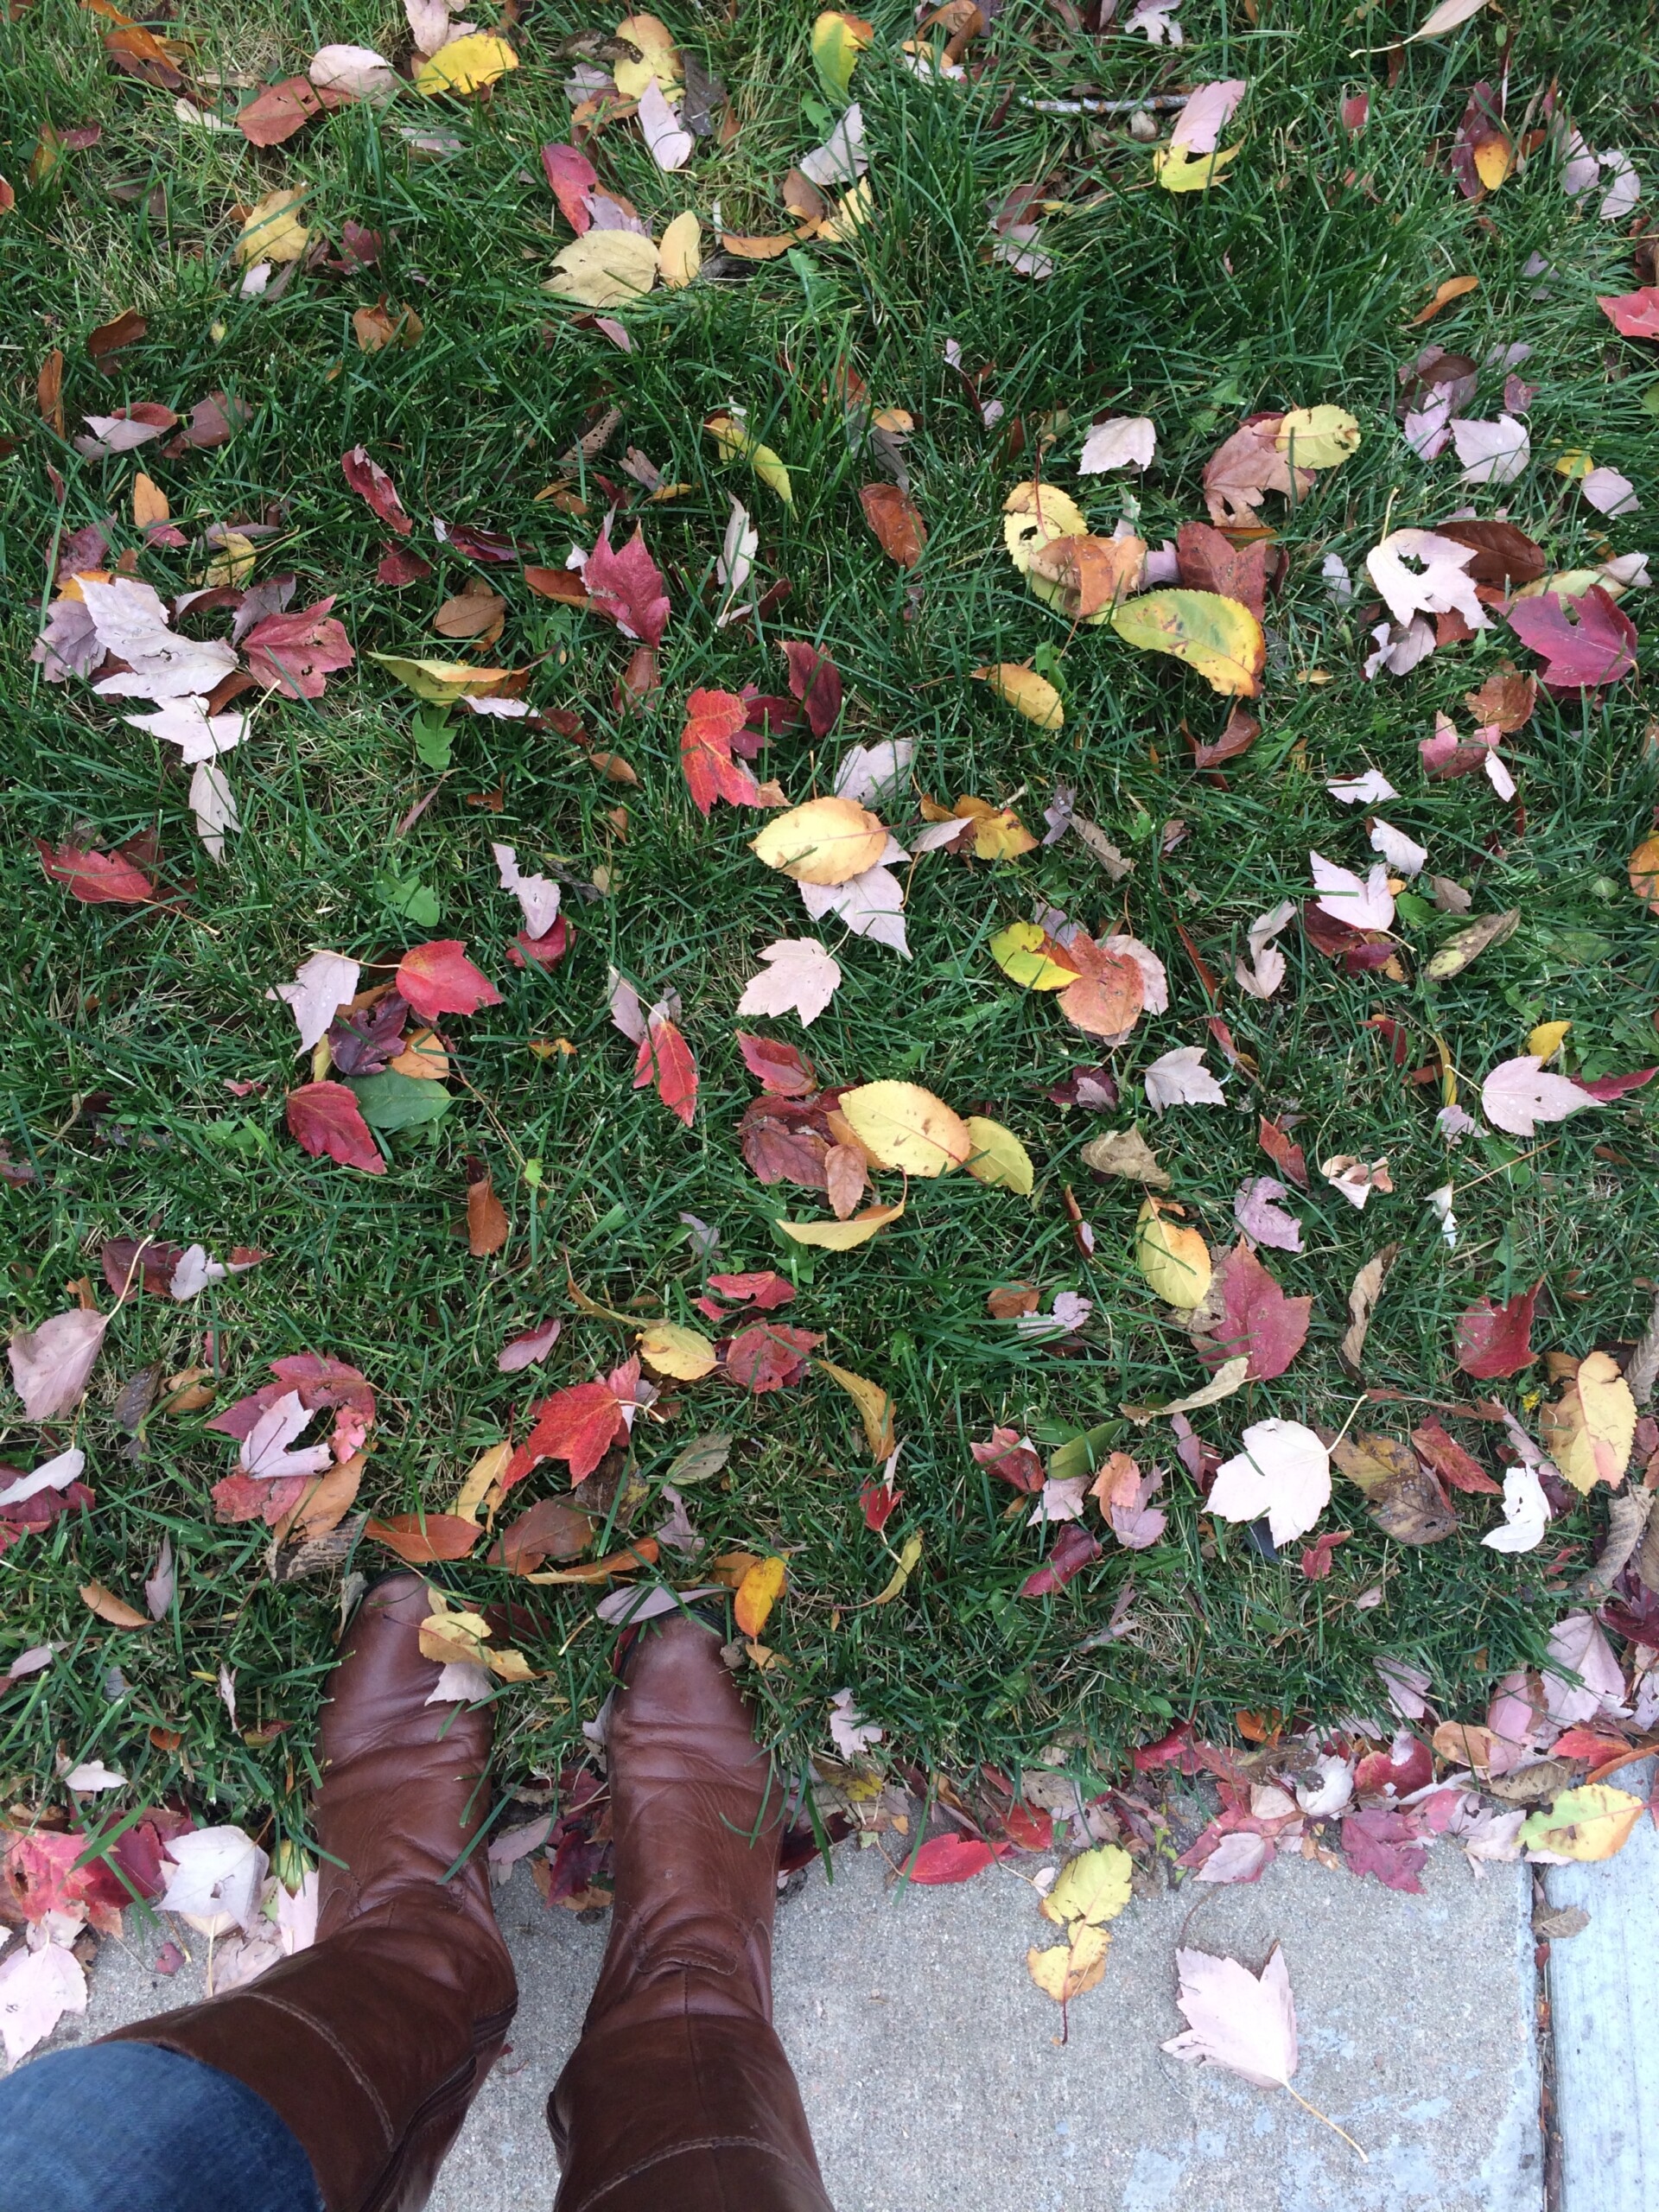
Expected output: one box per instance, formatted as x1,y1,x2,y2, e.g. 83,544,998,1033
364,1513,480,1563
79,1580,150,1629
1188,703,1261,770
825,1142,868,1218
37,347,64,435
434,587,506,640
1028,534,1145,619
1175,521,1268,617
1463,663,1536,733
987,1281,1042,1319
467,1172,511,1256
524,565,591,607
861,483,926,568
1433,520,1545,588
487,1496,596,1573
277,1456,365,1543
1411,274,1479,326
1338,1243,1398,1373
1332,1433,1457,1545
86,309,146,365
353,298,423,354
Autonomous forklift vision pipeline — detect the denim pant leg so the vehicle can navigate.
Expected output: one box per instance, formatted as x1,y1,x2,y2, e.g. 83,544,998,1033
0,2041,324,2212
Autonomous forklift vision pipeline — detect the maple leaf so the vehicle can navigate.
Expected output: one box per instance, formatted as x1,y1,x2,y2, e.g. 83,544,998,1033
971,1426,1046,1492
634,1014,697,1124
245,597,355,698
1144,1046,1225,1113
503,1380,630,1489
582,522,671,647
397,940,501,1023
1364,527,1487,632
78,577,238,701
1507,587,1637,690
1209,1419,1330,1546
1454,1279,1541,1378
285,1081,385,1173
1340,1807,1428,1893
1196,1243,1312,1382
0,1937,87,2065
1234,1175,1302,1253
735,1033,817,1096
36,837,156,905
240,1389,334,1481
1599,283,1659,338
271,951,360,1054
724,1322,823,1392
907,1834,1007,1884
680,688,762,814
736,939,843,1027
491,843,562,939
1162,1944,1299,2090
341,446,412,533
701,1270,797,1315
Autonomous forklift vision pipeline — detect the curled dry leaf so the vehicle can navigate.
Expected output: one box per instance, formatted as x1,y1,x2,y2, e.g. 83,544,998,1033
861,483,926,567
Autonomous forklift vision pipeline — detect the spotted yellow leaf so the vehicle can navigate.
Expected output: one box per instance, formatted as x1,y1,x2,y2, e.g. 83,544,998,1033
1519,1783,1643,1861
1002,481,1086,574
1274,405,1361,469
838,1082,971,1176
1111,588,1265,697
613,11,683,99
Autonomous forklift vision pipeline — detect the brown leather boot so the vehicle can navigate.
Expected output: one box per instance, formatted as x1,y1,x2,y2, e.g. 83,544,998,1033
105,1574,518,2212
548,1613,834,2212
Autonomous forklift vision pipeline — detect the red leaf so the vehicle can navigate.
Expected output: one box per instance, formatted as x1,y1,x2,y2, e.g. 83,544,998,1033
37,837,156,905
1573,1067,1655,1103
503,1381,629,1489
1196,1242,1311,1382
970,1427,1046,1493
1019,1520,1102,1598
1353,1735,1433,1801
1257,1116,1307,1188
101,1236,186,1297
1001,1802,1054,1852
740,1098,830,1187
1507,588,1637,691
341,446,412,536
582,523,670,649
1132,1722,1206,1774
1299,1529,1351,1580
1340,1807,1428,1893
724,1321,823,1393
1188,704,1261,770
237,74,331,146
213,1470,309,1525
1599,284,1659,340
1301,901,1396,974
397,939,502,1023
286,1081,385,1173
1175,521,1268,617
1454,1279,1541,1379
542,142,598,232
680,688,761,815
505,916,571,969
377,547,432,587
906,1834,1007,1885
633,1015,697,1124
860,1474,900,1531
244,597,354,700
704,1270,796,1311
1412,1416,1503,1496
364,1512,481,1563
736,1033,817,1096
781,642,842,738
3,1829,136,1934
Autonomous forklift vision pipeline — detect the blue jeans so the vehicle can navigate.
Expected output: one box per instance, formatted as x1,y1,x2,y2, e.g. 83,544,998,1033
0,2041,323,2212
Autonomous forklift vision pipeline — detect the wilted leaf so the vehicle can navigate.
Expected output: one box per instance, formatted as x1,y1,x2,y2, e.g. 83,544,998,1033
1519,1783,1643,1861
1540,1351,1637,1494
365,1513,480,1562
79,1580,150,1629
1081,1127,1169,1187
861,483,926,566
549,231,659,307
1423,908,1520,981
1333,1433,1457,1545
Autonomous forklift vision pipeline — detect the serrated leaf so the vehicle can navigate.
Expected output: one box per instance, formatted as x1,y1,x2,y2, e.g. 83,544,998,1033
1040,1844,1134,1929
838,1082,972,1175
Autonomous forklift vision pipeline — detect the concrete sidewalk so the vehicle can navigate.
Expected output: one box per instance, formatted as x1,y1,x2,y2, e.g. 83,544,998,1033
68,1838,1541,2211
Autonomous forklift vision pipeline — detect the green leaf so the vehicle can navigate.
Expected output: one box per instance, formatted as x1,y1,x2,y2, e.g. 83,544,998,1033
349,1072,454,1133
412,708,454,771
374,868,442,926
1112,590,1266,697
1049,1422,1121,1483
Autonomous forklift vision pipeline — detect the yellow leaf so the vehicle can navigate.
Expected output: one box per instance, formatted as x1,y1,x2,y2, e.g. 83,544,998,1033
637,1321,718,1380
869,1530,923,1605
811,9,874,102
237,189,309,266
484,1644,537,1681
778,1201,905,1250
368,653,515,703
1135,1197,1212,1309
1540,1351,1637,1494
132,473,168,528
1630,834,1659,916
956,799,1038,861
705,413,792,503
1001,480,1086,574
1554,449,1594,483
963,1116,1034,1195
1152,143,1242,192
1111,588,1265,697
199,531,257,588
388,1028,449,1079
1473,135,1512,190
1040,1844,1134,1929
1027,1923,1110,2005
820,177,875,243
414,32,518,97
548,229,659,308
974,664,1064,729
1526,1020,1569,1063
1519,1783,1643,1862
989,920,1077,991
613,10,683,99
839,1081,972,1176
658,209,701,288
734,1554,786,1638
1274,405,1362,470
750,796,887,885
817,1359,897,1459
451,1440,512,1524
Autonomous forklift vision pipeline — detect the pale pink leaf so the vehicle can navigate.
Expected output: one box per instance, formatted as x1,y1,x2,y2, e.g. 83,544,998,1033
1480,1055,1599,1137
1162,1943,1299,2089
8,1309,110,1421
270,951,360,1055
736,938,843,1026
1144,1046,1225,1114
1208,1419,1331,1546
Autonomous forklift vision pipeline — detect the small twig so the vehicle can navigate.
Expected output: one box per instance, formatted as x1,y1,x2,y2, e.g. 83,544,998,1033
1021,92,1188,114
1283,2082,1369,2161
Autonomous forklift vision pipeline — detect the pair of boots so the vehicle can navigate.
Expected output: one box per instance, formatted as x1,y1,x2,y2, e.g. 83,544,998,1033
101,1578,834,2212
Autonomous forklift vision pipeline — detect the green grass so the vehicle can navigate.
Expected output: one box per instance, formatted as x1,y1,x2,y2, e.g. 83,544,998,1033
3,0,1656,1857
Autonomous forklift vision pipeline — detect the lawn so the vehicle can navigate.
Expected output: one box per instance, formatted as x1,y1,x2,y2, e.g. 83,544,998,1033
3,0,1657,1873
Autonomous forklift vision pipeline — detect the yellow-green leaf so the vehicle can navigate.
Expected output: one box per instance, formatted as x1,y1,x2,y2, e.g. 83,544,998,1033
838,1082,972,1175
414,32,518,97
974,664,1064,728
1519,1783,1643,1862
705,412,792,502
1274,405,1361,470
817,1359,897,1459
1111,588,1265,697
1152,143,1242,192
636,1322,718,1380
989,920,1077,991
750,796,887,885
869,1530,923,1605
734,1554,786,1638
367,653,514,703
963,1116,1034,1195
777,1201,904,1250
1040,1844,1133,1929
1135,1197,1212,1309
613,11,683,99
811,9,874,102
548,229,659,308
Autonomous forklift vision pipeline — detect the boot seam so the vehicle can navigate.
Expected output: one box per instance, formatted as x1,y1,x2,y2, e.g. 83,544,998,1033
561,2134,827,2212
357,2007,517,2212
245,1990,397,2148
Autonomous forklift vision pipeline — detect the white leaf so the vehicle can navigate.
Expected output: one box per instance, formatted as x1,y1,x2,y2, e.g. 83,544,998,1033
1234,898,1296,1000
1580,467,1639,517
8,1309,110,1421
1480,1055,1598,1138
638,79,693,171
1369,819,1427,876
240,1390,334,1481
188,760,239,861
63,1759,126,1793
1376,1656,1432,1720
1161,1943,1299,2089
1320,1154,1392,1209
1311,852,1395,930
1208,1419,1331,1546
159,1827,269,1933
0,1448,86,1510
607,968,647,1046
1542,1611,1629,1725
0,1939,87,2066
308,44,398,103
1484,749,1516,801
1481,1465,1550,1554
798,863,910,957
1321,551,1353,603
1561,129,1600,197
6,1646,56,1684
798,105,867,188
76,414,168,458
491,844,563,941
1402,395,1456,460
1027,1474,1090,1525
715,497,759,618
405,0,471,56
81,578,238,701
835,738,913,805
1079,415,1157,474
270,950,361,1055
144,1534,176,1620
1326,769,1396,804
1294,1753,1354,1817
1234,1177,1301,1254
1363,613,1438,680
828,1687,883,1758
1405,0,1486,43
1598,150,1641,221
735,938,843,1026
1126,0,1183,45
122,696,251,764
1193,1830,1274,1885
1143,1046,1225,1113
1364,528,1488,631
426,1660,494,1705
1167,80,1246,156
1451,415,1529,486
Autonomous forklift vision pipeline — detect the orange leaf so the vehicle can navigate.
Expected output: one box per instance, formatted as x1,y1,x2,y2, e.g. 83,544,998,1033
634,1016,697,1125
364,1513,480,1563
861,483,926,568
467,1172,510,1256
1410,274,1478,326
527,1535,660,1584
734,1554,786,1638
79,1580,150,1628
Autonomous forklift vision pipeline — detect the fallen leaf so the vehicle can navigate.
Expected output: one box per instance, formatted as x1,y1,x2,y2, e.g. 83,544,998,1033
549,229,659,307
861,483,926,566
838,1082,971,1174
1135,1198,1212,1309
778,1202,904,1250
1334,1432,1457,1545
636,1322,718,1382
1481,1056,1599,1138
36,839,156,906
1455,1280,1541,1379
1162,1944,1299,2091
1423,908,1520,982
1411,273,1480,324
1196,1243,1312,1382
413,32,518,96
1209,1421,1331,1546
1508,588,1637,690
1144,1046,1225,1114
1027,1923,1110,2009
1541,1352,1637,1493
466,1173,509,1256
1079,416,1156,474
342,448,412,535
752,797,887,885
397,940,501,1023
364,1513,480,1563
1081,1127,1170,1187
734,1554,786,1637
79,1580,150,1629
974,664,1064,729
736,939,842,1027
1042,1843,1134,1928
1112,589,1265,696
1020,1520,1101,1597
706,413,792,503
680,688,761,814
909,1833,1003,1885
658,209,701,285
237,189,309,266
8,1308,111,1421
1599,284,1659,340
812,9,874,102
963,1116,1034,1195
817,1360,897,1459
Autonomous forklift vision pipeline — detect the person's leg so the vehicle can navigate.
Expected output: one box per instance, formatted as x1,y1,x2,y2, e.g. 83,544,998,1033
548,1615,834,2212
98,1577,518,2212
0,2041,322,2212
